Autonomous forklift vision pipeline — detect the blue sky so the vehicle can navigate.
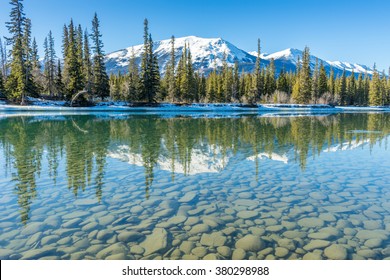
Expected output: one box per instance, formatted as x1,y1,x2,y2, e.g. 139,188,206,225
0,0,389,71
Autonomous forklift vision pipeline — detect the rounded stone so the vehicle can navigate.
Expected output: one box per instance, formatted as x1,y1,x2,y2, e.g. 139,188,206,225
303,252,323,260
232,248,246,260
303,240,330,251
298,218,324,228
235,235,265,252
237,211,258,219
118,231,144,243
364,239,383,249
217,246,231,258
203,253,219,260
189,224,210,235
130,245,145,255
192,247,208,258
324,244,348,260
275,247,289,258
277,239,296,251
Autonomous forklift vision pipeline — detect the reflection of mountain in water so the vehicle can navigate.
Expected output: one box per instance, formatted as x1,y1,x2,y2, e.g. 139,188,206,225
108,143,230,175
247,152,289,164
324,139,371,153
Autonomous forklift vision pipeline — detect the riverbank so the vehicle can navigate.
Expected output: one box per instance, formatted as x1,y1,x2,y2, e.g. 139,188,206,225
1,99,389,112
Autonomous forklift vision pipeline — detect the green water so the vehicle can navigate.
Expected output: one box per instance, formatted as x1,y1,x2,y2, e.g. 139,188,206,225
0,112,389,260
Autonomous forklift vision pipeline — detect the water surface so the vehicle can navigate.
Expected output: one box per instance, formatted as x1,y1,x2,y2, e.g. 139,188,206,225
0,112,389,260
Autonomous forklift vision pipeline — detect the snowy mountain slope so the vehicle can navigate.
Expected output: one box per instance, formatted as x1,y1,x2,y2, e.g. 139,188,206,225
105,36,375,77
105,36,256,76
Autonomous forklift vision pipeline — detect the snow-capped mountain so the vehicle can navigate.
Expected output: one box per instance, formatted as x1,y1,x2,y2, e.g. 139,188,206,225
105,36,375,77
105,36,256,76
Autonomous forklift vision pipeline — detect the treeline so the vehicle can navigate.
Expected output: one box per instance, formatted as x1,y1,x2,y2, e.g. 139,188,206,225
111,44,390,106
0,0,109,103
1,0,389,106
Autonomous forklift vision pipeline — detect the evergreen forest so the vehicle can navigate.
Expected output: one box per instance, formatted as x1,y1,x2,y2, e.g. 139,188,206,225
0,0,389,106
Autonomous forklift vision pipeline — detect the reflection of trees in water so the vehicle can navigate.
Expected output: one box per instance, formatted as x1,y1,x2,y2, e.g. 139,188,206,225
0,113,389,222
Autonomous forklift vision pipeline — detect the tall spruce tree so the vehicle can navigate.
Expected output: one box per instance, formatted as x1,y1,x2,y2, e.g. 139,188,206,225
264,58,276,97
55,59,64,97
64,19,84,98
44,31,56,96
347,70,356,105
128,47,140,101
140,19,159,103
83,30,93,92
0,71,5,98
0,38,7,79
338,69,347,105
369,68,382,106
168,35,176,102
318,62,328,98
5,0,27,102
276,69,289,94
22,18,39,97
91,13,109,99
292,47,311,103
232,60,240,101
311,58,319,103
250,38,262,103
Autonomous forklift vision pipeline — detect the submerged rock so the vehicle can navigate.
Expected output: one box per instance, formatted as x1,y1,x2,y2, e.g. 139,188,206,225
189,224,210,235
232,248,246,260
237,210,258,219
324,244,348,260
235,235,265,252
298,217,324,228
140,228,170,256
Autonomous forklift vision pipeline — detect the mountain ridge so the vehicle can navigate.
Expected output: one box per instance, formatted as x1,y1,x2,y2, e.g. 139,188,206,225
105,36,375,77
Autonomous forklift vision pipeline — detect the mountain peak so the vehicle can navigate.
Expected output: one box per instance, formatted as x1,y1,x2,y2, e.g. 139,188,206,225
105,36,374,77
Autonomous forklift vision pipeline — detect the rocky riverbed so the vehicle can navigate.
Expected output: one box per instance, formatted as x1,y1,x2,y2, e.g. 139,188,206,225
1,152,390,260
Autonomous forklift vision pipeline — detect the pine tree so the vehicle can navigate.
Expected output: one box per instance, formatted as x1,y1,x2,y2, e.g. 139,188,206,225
232,61,240,102
380,71,387,106
22,18,39,98
83,30,93,92
128,47,140,101
186,48,195,101
250,38,262,103
347,70,356,105
0,71,5,98
276,69,289,94
328,67,335,100
44,31,56,96
149,34,160,102
5,0,27,102
30,37,43,92
178,43,188,101
369,68,382,106
64,19,84,98
338,69,347,105
0,38,7,79
292,47,311,103
91,13,109,99
356,73,364,106
264,58,276,97
311,58,319,103
55,59,64,97
62,24,70,88
167,35,176,102
318,62,328,98
139,19,159,103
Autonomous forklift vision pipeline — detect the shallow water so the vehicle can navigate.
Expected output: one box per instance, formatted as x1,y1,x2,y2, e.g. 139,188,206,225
0,113,389,260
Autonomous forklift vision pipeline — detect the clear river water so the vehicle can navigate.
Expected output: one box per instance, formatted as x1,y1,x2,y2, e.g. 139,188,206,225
0,112,389,260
